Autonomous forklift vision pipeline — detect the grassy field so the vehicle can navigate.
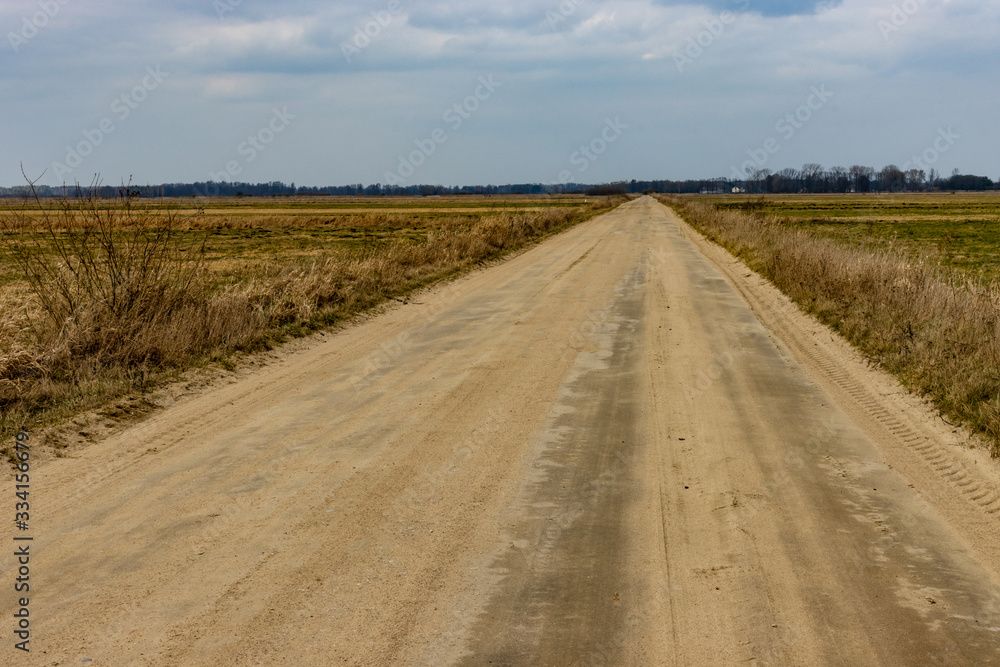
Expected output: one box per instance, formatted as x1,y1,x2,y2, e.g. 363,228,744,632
0,195,596,286
662,192,1000,454
0,192,620,452
705,193,1000,282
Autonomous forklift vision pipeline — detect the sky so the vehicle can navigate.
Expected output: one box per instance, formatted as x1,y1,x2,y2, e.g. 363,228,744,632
1,0,998,188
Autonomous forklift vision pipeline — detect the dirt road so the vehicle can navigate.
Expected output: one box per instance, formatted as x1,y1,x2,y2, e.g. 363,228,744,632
5,196,1000,665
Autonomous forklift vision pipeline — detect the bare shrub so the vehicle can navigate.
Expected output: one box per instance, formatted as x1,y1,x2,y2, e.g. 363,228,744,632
1,188,622,443
0,306,41,404
3,181,209,377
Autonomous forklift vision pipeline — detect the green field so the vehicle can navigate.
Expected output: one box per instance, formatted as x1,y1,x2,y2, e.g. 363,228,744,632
667,192,1000,453
704,193,1000,282
0,193,618,448
0,194,595,290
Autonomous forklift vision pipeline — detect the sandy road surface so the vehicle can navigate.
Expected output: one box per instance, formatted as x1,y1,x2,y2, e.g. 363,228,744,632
5,196,1000,665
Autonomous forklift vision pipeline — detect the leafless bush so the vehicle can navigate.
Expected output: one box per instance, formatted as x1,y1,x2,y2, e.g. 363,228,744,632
1,187,620,444
3,181,209,376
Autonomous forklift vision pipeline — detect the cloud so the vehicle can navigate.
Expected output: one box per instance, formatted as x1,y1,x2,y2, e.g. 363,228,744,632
652,0,842,17
1,0,998,186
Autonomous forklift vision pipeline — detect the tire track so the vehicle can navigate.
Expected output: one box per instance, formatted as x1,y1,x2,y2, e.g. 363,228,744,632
805,352,1000,514
664,200,1000,522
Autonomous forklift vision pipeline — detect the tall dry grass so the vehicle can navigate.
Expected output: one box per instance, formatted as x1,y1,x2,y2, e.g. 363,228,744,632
660,195,1000,455
0,188,622,446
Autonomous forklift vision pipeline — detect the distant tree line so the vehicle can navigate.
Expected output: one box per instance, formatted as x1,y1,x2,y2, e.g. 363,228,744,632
721,164,995,194
0,181,581,198
1,165,995,198
580,166,996,196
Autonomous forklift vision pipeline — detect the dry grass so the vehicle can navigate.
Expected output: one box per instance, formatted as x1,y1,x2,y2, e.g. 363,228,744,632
0,189,623,449
660,195,1000,455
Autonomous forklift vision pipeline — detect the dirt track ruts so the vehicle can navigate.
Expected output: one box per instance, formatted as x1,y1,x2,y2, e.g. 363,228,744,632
4,196,1000,665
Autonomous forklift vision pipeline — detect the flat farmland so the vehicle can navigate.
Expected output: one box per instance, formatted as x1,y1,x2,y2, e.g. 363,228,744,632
707,193,1000,281
0,194,596,288
0,193,617,448
7,197,1000,665
663,192,1000,457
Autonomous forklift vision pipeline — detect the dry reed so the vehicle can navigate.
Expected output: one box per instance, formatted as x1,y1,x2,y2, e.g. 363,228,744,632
661,195,1000,455
0,189,621,446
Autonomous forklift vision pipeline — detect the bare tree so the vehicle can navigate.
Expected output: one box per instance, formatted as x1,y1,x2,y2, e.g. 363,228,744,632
849,165,874,193
905,169,925,191
801,163,824,192
879,165,905,193
749,168,771,194
829,166,849,193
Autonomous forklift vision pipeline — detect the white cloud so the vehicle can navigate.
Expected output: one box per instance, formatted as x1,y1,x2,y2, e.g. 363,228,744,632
1,0,998,186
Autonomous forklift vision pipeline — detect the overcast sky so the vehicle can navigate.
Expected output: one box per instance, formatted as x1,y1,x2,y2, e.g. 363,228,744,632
2,0,997,187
